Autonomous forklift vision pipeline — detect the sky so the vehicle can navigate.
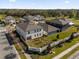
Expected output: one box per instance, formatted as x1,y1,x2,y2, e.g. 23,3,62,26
0,0,79,9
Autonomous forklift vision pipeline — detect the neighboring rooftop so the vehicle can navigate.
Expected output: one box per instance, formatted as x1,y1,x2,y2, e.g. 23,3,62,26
38,23,59,33
23,15,45,21
50,18,70,25
23,15,34,21
5,16,15,23
34,15,45,21
5,16,15,21
47,24,59,33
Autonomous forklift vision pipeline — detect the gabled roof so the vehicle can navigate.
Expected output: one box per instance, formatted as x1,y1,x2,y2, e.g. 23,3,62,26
23,15,45,21
5,16,15,21
47,24,59,33
23,15,34,21
5,16,15,23
51,19,69,25
17,21,42,32
34,15,45,21
38,23,59,32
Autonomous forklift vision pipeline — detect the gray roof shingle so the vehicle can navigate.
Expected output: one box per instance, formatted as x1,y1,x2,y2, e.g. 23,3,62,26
38,23,59,33
52,19,69,25
48,25,59,33
17,21,42,32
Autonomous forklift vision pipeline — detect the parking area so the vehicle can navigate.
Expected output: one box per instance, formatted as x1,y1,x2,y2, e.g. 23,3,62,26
0,24,18,59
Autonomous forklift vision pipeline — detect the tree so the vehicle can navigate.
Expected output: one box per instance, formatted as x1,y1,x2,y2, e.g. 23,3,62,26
56,34,59,39
72,9,77,19
46,44,51,53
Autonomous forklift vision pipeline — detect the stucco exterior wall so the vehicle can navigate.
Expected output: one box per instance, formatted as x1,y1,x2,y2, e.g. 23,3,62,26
16,26,26,39
16,26,44,40
25,29,44,39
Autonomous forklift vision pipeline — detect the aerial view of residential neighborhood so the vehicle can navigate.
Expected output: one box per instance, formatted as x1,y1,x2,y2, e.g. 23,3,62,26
0,0,79,59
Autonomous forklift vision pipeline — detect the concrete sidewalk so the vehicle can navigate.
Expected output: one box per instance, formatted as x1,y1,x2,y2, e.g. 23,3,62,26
68,51,79,59
52,43,79,59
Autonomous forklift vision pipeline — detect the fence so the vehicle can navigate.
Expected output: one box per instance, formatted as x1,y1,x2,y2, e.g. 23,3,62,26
40,32,79,53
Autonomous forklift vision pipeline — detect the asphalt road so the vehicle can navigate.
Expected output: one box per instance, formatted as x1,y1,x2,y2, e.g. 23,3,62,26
0,24,19,59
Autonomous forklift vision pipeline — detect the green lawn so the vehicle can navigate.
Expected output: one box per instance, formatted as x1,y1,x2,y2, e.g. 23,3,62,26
31,26,79,59
26,26,77,48
69,18,79,25
31,36,79,59
61,46,79,59
0,14,6,20
47,26,77,41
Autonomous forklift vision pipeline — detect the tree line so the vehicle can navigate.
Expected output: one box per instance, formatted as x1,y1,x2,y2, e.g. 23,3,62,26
0,9,79,19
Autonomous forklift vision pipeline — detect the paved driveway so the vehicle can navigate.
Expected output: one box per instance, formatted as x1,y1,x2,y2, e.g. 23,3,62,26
0,24,19,59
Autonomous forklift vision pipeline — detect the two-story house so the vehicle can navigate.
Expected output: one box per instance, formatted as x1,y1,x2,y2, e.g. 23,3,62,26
16,21,44,40
16,19,60,53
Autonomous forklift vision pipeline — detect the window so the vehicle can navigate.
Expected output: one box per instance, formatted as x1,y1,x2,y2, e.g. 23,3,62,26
34,34,36,37
37,29,39,32
28,31,30,34
40,29,41,31
34,30,36,33
37,34,38,36
37,29,41,32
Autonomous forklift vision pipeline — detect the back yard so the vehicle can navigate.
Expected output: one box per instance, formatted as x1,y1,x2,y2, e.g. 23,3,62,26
31,35,79,59
26,26,77,48
30,19,79,59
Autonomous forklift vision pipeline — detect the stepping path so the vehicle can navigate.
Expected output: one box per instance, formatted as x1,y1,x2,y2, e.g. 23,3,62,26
52,43,79,59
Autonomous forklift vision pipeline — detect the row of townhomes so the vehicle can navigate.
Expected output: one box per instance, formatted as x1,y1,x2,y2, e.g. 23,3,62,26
5,15,74,53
